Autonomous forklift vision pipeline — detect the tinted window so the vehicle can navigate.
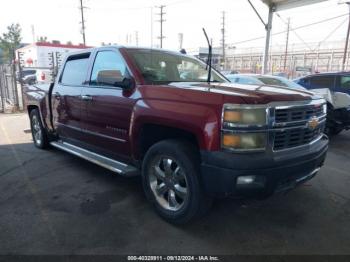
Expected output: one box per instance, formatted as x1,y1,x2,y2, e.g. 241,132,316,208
60,56,89,85
310,75,335,89
90,51,127,87
22,70,36,77
340,76,350,90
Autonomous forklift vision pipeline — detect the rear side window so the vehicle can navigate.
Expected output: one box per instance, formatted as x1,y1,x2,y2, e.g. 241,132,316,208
340,76,350,90
310,75,335,89
60,54,90,85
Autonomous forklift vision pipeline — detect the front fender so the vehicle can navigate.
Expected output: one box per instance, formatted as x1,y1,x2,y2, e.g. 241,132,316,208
129,99,222,157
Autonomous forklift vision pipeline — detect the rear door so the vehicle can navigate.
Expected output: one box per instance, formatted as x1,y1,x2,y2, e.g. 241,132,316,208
80,49,135,162
51,53,90,142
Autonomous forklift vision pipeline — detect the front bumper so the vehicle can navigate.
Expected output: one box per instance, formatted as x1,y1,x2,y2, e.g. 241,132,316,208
200,135,329,197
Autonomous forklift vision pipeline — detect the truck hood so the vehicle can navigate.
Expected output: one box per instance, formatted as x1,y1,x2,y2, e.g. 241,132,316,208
169,82,317,104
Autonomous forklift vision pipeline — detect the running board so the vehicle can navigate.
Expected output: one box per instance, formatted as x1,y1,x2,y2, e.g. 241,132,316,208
50,141,139,177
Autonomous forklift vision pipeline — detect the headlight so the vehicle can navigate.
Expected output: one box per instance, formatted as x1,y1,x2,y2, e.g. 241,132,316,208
222,133,267,150
223,107,267,126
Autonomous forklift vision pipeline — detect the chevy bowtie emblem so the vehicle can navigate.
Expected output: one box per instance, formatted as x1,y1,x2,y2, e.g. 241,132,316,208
308,117,319,130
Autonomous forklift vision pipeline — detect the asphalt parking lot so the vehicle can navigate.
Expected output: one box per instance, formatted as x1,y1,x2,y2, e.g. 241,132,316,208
0,113,349,255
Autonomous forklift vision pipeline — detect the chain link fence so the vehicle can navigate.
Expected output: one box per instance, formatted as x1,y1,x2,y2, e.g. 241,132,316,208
0,64,22,113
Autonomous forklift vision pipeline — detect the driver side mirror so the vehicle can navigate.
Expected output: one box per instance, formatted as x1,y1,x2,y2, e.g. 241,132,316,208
96,70,135,89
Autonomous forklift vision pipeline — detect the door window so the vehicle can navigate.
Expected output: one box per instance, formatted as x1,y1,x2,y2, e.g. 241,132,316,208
90,51,128,87
60,55,90,85
340,76,350,90
310,75,335,89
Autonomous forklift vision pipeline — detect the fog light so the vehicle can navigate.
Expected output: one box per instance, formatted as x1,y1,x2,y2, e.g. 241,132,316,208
237,175,256,185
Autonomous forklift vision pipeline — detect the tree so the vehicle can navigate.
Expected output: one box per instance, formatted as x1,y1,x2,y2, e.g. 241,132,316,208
0,23,22,64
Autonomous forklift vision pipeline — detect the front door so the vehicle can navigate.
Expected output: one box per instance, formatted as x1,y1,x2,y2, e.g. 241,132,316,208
80,49,135,162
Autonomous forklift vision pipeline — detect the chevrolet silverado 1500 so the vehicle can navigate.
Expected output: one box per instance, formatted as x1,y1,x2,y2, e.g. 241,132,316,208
25,46,329,224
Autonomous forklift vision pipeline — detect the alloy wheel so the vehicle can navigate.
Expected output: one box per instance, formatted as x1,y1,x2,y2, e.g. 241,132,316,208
149,156,188,211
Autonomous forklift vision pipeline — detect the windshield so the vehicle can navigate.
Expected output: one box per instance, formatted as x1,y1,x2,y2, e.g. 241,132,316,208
126,49,226,84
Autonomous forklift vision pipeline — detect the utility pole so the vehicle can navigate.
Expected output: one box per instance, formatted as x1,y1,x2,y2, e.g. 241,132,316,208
135,31,139,46
283,18,290,72
342,2,350,71
178,33,183,50
157,5,166,48
79,0,86,46
31,25,36,43
221,11,226,70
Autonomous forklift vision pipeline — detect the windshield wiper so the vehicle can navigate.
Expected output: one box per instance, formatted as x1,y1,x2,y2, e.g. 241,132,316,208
202,28,212,85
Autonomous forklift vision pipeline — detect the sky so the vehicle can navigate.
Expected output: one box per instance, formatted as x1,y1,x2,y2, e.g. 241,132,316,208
0,0,349,53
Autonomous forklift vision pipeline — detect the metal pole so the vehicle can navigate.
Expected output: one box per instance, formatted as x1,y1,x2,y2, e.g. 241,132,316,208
283,18,290,72
80,0,86,46
12,49,19,110
262,5,274,74
0,65,5,112
342,2,350,71
221,11,226,70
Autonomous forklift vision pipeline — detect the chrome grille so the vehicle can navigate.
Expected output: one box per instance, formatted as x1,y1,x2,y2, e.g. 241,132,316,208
275,105,324,123
273,102,326,151
273,126,323,151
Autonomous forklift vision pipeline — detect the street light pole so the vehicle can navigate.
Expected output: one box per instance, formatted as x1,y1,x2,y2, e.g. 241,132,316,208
342,2,350,71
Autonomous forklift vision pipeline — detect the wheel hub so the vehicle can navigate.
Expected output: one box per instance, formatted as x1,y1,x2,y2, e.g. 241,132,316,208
149,156,188,211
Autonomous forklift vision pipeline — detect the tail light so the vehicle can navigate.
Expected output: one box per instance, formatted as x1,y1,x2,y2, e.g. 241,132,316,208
41,72,45,81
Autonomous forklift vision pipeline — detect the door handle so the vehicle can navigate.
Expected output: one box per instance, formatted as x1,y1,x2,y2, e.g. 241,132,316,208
81,95,93,101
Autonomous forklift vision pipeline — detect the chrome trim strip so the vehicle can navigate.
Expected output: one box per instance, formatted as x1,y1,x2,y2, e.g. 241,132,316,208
273,115,326,128
296,167,321,183
57,123,127,143
222,118,326,133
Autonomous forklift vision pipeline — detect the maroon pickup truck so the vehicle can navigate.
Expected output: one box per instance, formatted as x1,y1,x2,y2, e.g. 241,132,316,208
25,46,329,224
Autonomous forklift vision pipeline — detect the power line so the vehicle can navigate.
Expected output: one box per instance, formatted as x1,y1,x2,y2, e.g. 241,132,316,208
230,13,349,46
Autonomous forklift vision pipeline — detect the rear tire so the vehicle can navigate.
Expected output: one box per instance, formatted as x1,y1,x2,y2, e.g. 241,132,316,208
30,109,49,149
141,139,212,224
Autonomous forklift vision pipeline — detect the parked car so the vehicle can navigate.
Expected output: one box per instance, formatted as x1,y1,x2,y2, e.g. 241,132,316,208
221,70,239,76
25,46,328,224
226,74,306,90
17,68,53,85
16,69,36,84
295,72,350,135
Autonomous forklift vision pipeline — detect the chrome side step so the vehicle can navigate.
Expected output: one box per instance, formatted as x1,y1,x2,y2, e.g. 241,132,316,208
50,141,139,177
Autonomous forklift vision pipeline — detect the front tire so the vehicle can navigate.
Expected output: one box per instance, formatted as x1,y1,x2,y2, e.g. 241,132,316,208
30,109,49,149
142,139,212,224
